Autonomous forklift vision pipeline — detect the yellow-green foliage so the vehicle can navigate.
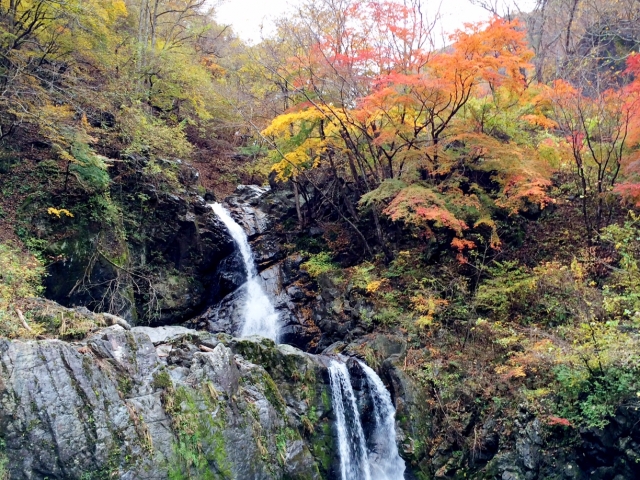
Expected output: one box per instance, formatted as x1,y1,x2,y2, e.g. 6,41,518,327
120,107,193,160
0,246,102,339
472,254,640,429
475,260,592,326
164,385,231,480
552,320,640,428
0,438,7,480
601,212,640,319
300,252,338,278
0,244,45,337
25,299,105,340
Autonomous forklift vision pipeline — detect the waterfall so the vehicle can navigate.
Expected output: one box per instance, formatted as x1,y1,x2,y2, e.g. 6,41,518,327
212,195,404,478
357,360,406,480
328,360,372,480
210,203,279,341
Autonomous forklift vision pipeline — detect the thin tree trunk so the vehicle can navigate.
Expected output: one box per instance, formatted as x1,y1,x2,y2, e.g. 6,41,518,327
292,179,304,227
150,0,160,50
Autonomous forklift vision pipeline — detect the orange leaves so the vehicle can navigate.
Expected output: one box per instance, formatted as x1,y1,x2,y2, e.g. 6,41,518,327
544,56,640,212
451,237,476,252
546,416,573,428
613,54,640,204
383,184,468,236
436,18,533,92
521,114,557,130
626,51,640,77
613,182,640,206
497,177,553,215
265,8,554,257
451,237,477,263
414,206,469,235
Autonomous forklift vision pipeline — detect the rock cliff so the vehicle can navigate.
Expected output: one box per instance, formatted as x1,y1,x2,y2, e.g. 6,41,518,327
0,324,339,479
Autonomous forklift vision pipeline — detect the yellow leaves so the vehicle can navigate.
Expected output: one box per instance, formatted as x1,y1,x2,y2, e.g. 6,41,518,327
412,293,448,328
263,107,343,181
531,339,556,354
111,0,128,19
570,258,587,283
262,109,325,137
47,208,74,219
37,104,75,145
523,388,551,401
365,280,386,294
271,139,324,181
494,364,526,379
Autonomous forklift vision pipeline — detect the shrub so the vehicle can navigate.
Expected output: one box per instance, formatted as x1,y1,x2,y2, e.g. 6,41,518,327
601,213,640,320
475,260,594,326
69,140,110,192
0,438,7,480
300,252,338,278
554,362,639,429
0,243,46,337
120,106,192,160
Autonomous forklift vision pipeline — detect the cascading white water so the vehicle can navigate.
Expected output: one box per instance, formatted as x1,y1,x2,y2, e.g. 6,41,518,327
328,360,372,480
210,203,279,341
357,360,406,480
213,196,404,477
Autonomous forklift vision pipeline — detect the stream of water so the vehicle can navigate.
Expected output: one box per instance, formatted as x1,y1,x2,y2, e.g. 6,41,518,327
358,360,406,480
210,202,279,341
213,197,405,479
328,360,372,480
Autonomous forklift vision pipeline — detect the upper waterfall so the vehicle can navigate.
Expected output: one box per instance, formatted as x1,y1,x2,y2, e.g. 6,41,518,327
210,202,280,341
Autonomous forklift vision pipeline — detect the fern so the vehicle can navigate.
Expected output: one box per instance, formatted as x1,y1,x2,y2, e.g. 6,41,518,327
69,141,110,192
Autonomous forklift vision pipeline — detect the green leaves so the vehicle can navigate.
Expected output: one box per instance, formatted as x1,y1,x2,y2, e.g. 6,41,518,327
359,179,407,209
70,141,110,192
555,363,639,429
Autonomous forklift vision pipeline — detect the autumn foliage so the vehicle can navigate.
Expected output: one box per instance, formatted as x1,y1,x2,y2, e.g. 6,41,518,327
263,12,554,255
613,54,640,206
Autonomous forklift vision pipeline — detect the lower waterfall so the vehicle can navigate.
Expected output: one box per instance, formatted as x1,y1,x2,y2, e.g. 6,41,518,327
328,359,406,480
328,360,372,480
358,360,406,480
211,202,279,341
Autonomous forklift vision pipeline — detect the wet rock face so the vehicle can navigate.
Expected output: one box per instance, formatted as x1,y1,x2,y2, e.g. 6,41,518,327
0,325,336,480
40,155,236,325
574,405,640,479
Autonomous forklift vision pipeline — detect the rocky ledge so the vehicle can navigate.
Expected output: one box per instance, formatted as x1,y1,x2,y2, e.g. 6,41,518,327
0,324,340,480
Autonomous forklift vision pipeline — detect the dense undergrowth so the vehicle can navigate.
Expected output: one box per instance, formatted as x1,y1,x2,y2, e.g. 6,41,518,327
296,189,640,471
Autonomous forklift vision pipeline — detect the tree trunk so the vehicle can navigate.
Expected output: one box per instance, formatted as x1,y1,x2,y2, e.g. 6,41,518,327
292,179,304,227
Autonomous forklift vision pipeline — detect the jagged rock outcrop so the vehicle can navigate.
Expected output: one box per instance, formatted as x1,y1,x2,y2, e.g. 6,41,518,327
22,155,235,325
0,325,340,480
